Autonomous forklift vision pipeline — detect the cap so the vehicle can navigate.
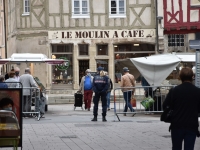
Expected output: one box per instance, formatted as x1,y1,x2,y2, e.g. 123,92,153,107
123,67,129,72
15,67,20,72
85,69,91,73
97,66,104,71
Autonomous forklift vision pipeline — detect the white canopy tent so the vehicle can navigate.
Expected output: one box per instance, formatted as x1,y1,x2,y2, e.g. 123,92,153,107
0,53,68,65
116,53,196,86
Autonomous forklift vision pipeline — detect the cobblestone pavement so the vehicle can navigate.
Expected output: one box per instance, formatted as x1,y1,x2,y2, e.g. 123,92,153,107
1,104,200,150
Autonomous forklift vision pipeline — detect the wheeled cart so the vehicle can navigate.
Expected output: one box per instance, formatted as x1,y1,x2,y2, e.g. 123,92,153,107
74,91,83,110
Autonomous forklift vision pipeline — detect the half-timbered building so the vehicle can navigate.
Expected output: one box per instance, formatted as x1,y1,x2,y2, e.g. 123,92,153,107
5,0,158,91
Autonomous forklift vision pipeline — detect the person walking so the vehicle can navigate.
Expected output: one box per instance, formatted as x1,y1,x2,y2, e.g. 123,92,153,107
19,68,38,117
91,66,109,122
163,67,200,150
120,67,135,116
0,75,8,88
14,67,20,82
79,69,93,111
105,72,113,111
5,71,19,88
141,76,153,98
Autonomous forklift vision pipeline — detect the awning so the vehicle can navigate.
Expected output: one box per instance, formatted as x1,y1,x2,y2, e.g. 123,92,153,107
176,53,195,62
131,54,180,86
0,53,68,65
116,53,196,86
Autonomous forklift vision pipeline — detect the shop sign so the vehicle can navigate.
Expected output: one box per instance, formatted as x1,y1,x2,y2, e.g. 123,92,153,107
48,29,155,40
56,57,70,70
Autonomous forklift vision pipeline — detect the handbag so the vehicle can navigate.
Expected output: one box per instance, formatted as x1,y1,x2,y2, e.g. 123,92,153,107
160,106,173,123
160,88,174,123
140,96,154,109
130,95,136,107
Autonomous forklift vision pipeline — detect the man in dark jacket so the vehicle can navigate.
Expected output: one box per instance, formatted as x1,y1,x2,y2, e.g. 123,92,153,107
92,66,109,122
163,67,200,150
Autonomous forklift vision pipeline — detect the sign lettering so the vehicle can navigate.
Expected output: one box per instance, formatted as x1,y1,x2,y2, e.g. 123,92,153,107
49,29,155,40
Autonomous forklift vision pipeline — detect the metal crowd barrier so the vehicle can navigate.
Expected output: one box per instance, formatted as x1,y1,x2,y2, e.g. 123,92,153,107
22,87,42,121
113,85,175,121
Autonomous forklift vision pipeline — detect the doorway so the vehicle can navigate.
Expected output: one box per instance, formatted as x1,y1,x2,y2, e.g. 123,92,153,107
79,60,89,85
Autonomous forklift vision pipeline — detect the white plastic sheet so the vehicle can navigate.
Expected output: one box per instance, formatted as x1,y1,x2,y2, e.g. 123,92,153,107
131,54,180,86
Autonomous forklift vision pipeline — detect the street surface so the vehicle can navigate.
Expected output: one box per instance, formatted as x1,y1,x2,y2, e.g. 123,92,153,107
1,103,200,150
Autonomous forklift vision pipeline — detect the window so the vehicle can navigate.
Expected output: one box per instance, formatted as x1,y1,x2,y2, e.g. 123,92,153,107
109,0,126,18
195,33,200,40
23,0,30,15
97,45,108,55
168,34,184,47
79,44,89,55
96,59,108,72
51,45,73,85
52,44,73,53
72,0,89,18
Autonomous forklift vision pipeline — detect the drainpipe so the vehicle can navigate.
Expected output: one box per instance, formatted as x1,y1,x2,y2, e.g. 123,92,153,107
155,0,161,54
3,0,7,72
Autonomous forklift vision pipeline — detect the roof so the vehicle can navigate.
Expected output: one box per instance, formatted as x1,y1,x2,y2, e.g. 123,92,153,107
0,53,68,65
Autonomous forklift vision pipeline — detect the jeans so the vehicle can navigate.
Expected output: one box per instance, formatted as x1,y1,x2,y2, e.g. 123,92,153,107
93,91,107,117
84,90,93,109
171,128,196,150
123,91,134,112
106,92,111,109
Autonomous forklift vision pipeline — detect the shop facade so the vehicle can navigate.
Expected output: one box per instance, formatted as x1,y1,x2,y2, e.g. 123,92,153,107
5,0,157,90
49,29,156,89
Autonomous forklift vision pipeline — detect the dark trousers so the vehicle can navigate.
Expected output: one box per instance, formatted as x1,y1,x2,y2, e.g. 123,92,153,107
23,95,31,115
171,128,196,150
93,92,107,117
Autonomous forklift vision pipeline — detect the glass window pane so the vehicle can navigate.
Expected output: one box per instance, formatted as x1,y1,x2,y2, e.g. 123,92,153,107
51,54,73,84
119,8,124,14
111,0,116,6
74,8,80,14
119,1,124,7
111,8,116,14
82,8,87,14
111,1,117,14
52,44,73,53
97,45,108,55
82,1,87,7
180,35,184,38
79,44,88,55
96,59,108,72
74,1,79,7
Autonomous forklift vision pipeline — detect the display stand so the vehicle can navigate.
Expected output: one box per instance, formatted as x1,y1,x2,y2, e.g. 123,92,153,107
0,110,21,150
0,88,23,149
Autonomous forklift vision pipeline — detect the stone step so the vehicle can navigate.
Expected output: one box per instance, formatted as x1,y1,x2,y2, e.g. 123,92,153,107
47,94,145,104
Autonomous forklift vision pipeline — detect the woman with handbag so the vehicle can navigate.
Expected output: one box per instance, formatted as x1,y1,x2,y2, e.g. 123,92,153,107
163,67,200,150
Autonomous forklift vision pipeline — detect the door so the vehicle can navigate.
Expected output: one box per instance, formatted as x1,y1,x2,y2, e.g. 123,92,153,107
79,60,89,85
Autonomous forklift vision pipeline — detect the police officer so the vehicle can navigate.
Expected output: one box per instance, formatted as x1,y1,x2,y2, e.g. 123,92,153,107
92,66,109,122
